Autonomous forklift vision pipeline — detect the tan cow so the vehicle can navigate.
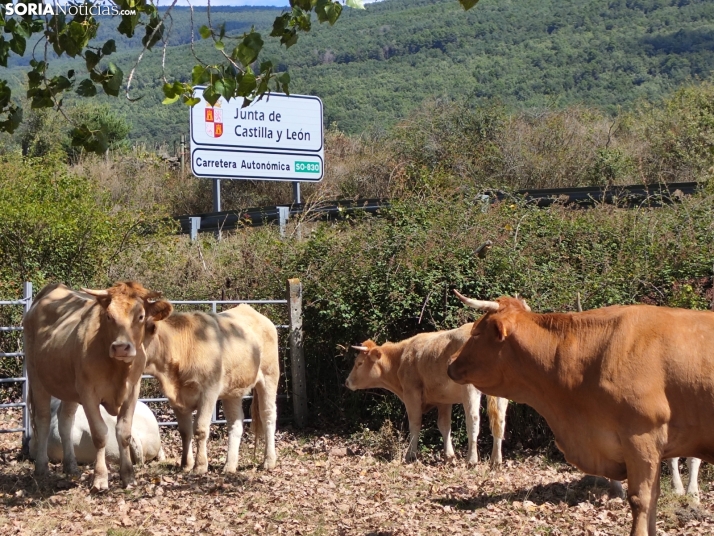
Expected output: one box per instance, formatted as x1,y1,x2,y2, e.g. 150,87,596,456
447,291,714,536
346,324,508,466
23,282,172,491
143,304,279,474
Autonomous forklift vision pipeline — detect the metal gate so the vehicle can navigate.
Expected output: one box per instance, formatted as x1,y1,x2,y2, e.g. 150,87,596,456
0,280,306,446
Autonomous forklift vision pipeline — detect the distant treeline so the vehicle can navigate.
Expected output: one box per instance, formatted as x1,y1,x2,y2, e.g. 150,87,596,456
4,0,713,142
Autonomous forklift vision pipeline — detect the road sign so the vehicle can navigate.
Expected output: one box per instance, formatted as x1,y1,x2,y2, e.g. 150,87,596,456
190,87,324,182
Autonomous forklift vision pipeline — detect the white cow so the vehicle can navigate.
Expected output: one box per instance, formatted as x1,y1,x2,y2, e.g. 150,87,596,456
30,398,165,465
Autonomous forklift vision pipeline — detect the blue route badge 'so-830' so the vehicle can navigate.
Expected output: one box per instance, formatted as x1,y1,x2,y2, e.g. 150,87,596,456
190,87,324,183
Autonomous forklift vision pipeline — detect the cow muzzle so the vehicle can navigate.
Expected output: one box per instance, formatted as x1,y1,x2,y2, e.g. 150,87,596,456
447,360,467,384
110,341,137,360
345,377,355,391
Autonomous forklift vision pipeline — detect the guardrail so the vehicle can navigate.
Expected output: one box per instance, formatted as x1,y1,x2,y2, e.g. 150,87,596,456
174,182,701,239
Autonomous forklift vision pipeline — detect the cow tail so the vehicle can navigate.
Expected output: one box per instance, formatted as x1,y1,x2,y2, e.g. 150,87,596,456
487,396,506,440
251,388,263,459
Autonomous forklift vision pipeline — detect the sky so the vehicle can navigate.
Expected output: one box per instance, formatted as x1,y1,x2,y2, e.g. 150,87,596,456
158,0,380,7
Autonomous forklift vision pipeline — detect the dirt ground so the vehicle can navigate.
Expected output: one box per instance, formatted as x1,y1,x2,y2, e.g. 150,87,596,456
1,411,713,536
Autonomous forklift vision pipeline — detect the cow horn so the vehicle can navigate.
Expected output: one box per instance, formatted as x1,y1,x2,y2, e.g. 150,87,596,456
351,345,369,352
453,290,500,312
81,288,109,297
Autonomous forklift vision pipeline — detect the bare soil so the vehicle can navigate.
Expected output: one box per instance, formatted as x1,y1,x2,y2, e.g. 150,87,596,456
1,410,713,536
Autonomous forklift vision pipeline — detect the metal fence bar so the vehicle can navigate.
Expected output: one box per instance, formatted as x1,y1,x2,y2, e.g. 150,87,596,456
0,283,31,443
21,282,32,445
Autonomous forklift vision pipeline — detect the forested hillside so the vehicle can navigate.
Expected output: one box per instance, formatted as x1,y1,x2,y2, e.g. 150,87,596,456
6,0,714,142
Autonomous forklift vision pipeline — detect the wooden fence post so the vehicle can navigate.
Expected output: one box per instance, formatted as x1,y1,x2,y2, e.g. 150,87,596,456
287,278,307,428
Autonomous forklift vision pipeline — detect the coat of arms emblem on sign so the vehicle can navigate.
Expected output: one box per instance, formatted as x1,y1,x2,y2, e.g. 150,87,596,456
205,102,223,138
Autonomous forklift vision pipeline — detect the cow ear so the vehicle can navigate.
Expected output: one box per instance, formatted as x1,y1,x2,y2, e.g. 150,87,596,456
146,300,173,322
368,348,382,362
493,318,509,341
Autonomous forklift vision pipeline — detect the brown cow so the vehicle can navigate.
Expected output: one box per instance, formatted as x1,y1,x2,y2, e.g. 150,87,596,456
447,291,714,536
143,304,279,474
346,324,508,466
23,282,172,491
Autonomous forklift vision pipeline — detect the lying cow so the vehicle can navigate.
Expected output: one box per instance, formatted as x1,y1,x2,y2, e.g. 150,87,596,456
346,324,508,466
24,282,172,491
30,398,165,465
143,304,279,474
447,291,714,536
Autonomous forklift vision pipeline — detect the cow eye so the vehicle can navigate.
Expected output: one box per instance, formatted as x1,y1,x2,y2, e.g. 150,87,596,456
106,313,113,322
139,314,145,322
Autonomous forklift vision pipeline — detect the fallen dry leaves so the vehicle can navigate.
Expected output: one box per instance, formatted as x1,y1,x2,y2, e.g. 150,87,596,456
1,413,713,535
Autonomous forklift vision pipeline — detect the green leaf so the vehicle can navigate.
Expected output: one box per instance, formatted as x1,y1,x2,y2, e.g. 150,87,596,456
184,97,201,106
202,86,221,106
85,50,100,71
235,32,264,67
199,25,212,40
458,0,480,10
77,79,97,97
9,35,26,56
101,63,123,97
237,70,257,96
102,39,117,55
215,40,225,51
192,65,207,85
345,0,366,9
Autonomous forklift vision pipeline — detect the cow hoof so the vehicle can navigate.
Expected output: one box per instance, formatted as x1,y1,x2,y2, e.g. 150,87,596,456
34,465,50,478
466,460,479,468
193,465,208,475
181,464,194,473
91,477,109,492
689,494,701,506
263,459,277,471
222,465,237,474
404,453,417,463
63,462,80,476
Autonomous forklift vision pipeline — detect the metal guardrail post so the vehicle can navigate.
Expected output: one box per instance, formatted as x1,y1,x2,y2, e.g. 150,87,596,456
189,216,201,241
277,206,289,238
287,278,307,428
21,282,32,447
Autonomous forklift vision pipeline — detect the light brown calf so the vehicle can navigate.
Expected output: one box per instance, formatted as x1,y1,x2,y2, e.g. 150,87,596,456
23,282,172,491
143,304,279,473
347,324,508,466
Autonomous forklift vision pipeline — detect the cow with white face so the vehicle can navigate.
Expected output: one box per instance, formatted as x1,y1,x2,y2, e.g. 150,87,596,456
346,324,508,466
23,281,172,491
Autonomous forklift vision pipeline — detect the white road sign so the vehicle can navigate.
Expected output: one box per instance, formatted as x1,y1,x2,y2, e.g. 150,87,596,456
190,87,324,182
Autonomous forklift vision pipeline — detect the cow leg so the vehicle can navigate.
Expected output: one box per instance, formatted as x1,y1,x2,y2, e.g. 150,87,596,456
403,392,423,462
81,401,110,492
254,376,278,470
222,398,244,474
436,404,455,461
116,385,139,488
624,443,661,536
57,400,80,475
192,399,215,474
30,383,52,477
668,458,684,495
463,385,481,466
175,409,195,472
686,458,701,505
487,396,508,467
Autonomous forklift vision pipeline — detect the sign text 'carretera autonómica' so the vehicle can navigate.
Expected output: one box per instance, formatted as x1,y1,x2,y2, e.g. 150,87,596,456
190,88,324,182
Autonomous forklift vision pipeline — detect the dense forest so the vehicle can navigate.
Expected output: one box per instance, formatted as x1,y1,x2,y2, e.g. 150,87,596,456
5,0,713,142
